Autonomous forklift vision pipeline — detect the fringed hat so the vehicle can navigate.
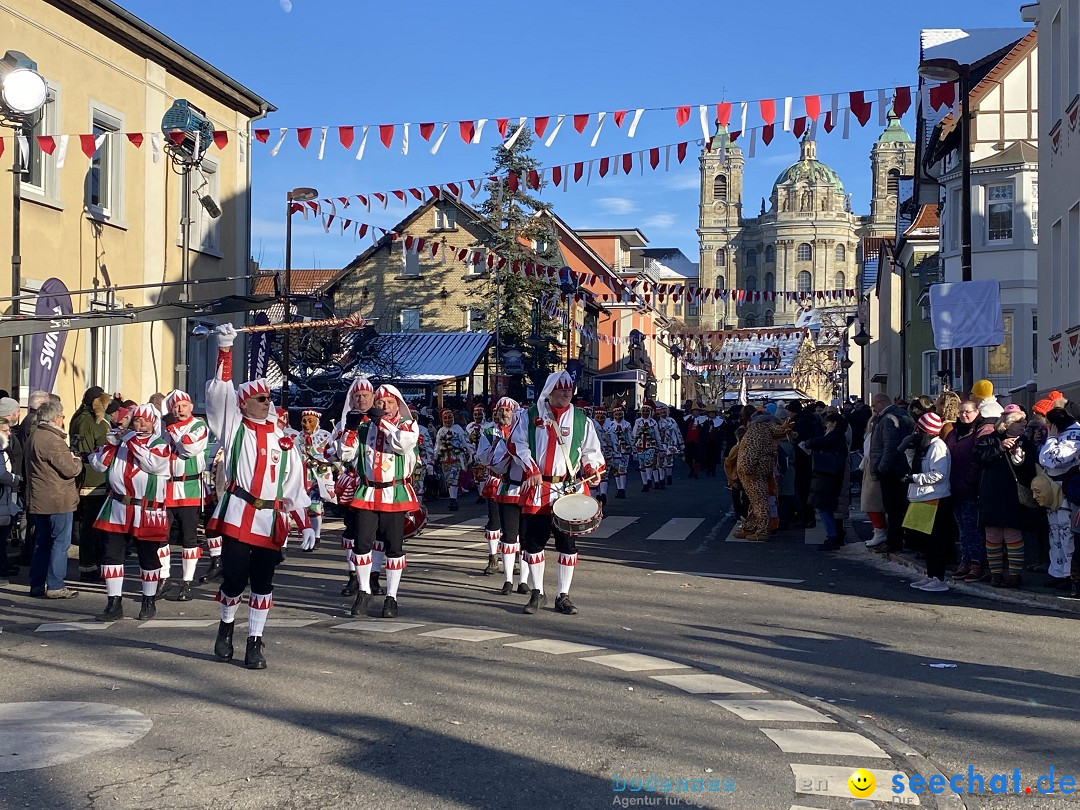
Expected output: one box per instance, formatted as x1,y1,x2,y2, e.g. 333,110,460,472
238,379,271,408
130,403,161,435
494,396,520,412
375,384,412,421
301,408,321,419
163,389,192,412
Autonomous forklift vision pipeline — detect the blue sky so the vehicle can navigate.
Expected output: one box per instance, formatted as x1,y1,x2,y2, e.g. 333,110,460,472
118,0,1028,276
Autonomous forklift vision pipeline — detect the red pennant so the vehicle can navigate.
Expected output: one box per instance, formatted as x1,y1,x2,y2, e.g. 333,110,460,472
213,131,228,150
296,128,312,148
792,117,807,139
622,152,633,174
459,120,475,143
0,139,5,158
716,102,732,128
379,124,394,148
527,169,540,189
35,135,56,155
457,248,468,261
649,147,659,169
573,162,584,182
416,238,426,253
409,187,423,201
496,118,509,138
552,166,562,186
80,134,98,158
762,124,774,146
168,131,186,146
391,190,406,202
404,236,415,251
676,106,692,127
804,95,821,121
893,86,912,117
599,157,609,178
573,113,589,133
373,193,386,206
929,82,955,111
339,126,354,149
677,142,688,163
254,129,270,143
613,110,628,127
357,224,368,238
357,195,367,207
823,112,835,133
447,182,460,197
428,185,441,198
507,171,519,193
849,91,872,126
759,99,776,125
730,130,741,142
431,242,440,257
126,133,144,148
338,197,350,207
534,116,549,139
419,122,435,141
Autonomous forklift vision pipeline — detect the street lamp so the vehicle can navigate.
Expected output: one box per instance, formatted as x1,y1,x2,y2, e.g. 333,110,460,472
919,57,974,393
669,344,683,405
0,51,48,400
282,186,319,410
852,324,870,402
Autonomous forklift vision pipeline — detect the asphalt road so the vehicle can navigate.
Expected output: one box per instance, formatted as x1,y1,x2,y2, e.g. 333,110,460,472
1,468,1078,809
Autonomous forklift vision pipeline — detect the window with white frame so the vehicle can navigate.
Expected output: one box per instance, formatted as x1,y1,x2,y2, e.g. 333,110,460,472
687,299,699,318
797,270,812,292
923,350,941,396
87,106,123,218
796,242,813,261
183,159,221,254
401,241,420,276
834,271,845,290
987,183,1014,241
987,311,1013,375
465,307,484,331
467,249,486,275
400,308,420,331
86,293,124,394
19,85,58,198
835,243,846,262
1031,179,1038,241
714,247,725,267
435,207,457,230
949,189,960,251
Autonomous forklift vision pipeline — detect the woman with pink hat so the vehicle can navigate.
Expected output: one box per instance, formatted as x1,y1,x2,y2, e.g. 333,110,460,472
904,411,956,593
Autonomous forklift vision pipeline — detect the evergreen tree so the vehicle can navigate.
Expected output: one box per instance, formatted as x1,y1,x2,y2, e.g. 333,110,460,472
468,125,562,398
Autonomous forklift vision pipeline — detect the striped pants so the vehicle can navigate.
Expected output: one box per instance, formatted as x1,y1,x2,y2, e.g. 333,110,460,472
984,526,1024,576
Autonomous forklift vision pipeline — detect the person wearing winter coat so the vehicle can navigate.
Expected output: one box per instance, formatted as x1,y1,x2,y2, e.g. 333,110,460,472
735,413,789,541
973,404,1038,587
804,412,850,550
0,418,23,583
904,412,956,592
861,407,888,549
943,399,994,582
69,387,112,582
1038,403,1080,597
867,393,916,553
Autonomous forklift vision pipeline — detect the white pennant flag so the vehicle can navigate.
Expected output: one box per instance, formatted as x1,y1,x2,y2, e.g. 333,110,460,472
638,150,644,175
55,135,69,169
612,154,619,176
739,101,748,134
151,133,161,164
401,123,409,155
544,114,566,147
878,89,888,125
748,127,757,158
430,123,449,154
561,165,569,191
472,118,487,144
238,131,247,164
842,107,851,139
590,111,606,147
586,158,594,185
782,96,793,131
318,126,328,160
355,126,369,161
502,117,528,150
16,135,28,171
830,93,839,121
269,128,288,157
699,104,710,141
470,179,483,199
664,144,671,171
627,108,644,138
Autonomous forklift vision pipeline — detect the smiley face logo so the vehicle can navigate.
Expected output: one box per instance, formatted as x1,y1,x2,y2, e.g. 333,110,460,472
848,768,876,798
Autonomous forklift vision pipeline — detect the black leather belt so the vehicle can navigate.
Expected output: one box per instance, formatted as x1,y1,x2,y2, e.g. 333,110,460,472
542,475,569,483
171,474,201,482
111,493,164,509
360,479,394,489
226,484,281,510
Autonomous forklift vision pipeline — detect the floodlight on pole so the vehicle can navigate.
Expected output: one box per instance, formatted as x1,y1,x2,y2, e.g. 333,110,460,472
0,51,47,116
281,187,319,409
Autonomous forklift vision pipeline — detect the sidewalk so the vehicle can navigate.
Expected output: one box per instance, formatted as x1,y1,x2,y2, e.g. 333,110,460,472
845,511,1080,615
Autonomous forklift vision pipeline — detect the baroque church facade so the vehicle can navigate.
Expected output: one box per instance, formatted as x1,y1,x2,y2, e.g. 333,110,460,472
696,113,915,329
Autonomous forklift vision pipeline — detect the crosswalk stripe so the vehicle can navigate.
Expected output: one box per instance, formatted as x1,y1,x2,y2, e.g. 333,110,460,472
35,622,114,632
587,515,639,538
580,653,690,672
504,639,606,654
419,627,516,642
331,621,425,632
711,699,835,723
762,728,888,758
647,518,704,541
789,764,920,804
137,620,217,629
648,673,765,694
653,570,805,585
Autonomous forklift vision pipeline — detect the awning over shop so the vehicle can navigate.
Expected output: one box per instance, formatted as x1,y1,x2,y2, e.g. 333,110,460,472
354,331,493,384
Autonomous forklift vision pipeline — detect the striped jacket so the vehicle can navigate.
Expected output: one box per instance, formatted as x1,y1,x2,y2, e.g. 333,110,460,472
164,415,209,507
90,433,172,539
491,404,605,514
204,354,310,549
338,415,419,512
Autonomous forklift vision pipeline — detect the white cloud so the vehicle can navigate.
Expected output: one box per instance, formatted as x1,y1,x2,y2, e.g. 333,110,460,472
664,172,701,191
597,197,638,215
643,213,676,229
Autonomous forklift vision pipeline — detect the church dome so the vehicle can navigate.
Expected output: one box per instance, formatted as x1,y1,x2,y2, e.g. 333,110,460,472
771,137,844,196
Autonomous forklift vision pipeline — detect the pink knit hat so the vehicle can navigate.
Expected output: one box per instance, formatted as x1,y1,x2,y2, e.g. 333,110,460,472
918,412,943,435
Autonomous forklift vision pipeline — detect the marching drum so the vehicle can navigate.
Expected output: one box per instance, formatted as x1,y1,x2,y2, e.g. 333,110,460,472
404,505,428,540
551,493,603,536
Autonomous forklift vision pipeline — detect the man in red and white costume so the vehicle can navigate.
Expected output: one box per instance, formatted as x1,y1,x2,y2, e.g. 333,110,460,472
476,396,529,593
91,404,172,622
160,389,210,602
337,384,419,618
492,370,605,615
328,377,376,597
205,324,314,670
298,408,335,550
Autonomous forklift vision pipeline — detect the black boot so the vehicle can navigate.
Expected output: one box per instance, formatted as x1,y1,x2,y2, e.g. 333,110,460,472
616,489,626,499
96,596,123,622
370,572,384,595
517,582,530,594
155,578,173,601
449,499,459,511
176,581,193,602
597,493,607,507
483,554,499,575
523,589,547,614
554,593,579,615
244,636,266,670
341,572,359,596
641,483,651,493
381,596,398,618
199,557,223,584
137,595,157,620
655,481,665,491
214,621,235,661
350,591,372,617
499,581,513,595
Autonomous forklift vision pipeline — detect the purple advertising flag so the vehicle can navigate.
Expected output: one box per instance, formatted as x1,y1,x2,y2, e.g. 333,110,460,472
28,278,74,395
248,311,272,380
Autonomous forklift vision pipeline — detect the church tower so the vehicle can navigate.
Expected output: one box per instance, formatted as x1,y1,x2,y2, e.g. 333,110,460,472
868,109,915,237
697,124,743,329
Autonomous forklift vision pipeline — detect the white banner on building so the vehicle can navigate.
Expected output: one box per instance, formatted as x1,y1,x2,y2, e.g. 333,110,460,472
929,280,1005,349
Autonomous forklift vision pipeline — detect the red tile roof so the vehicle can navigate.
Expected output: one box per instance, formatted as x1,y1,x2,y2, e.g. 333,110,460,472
251,269,339,296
